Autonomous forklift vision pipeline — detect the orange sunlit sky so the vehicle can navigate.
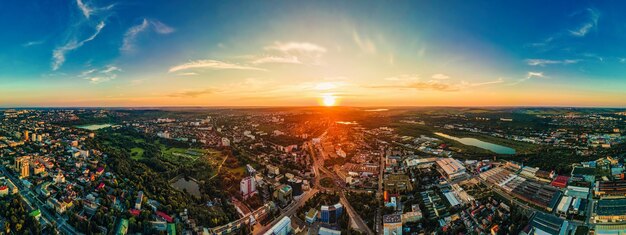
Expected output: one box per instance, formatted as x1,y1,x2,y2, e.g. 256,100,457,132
2,1,626,107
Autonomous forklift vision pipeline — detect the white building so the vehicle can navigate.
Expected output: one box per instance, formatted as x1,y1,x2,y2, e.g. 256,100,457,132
240,176,257,199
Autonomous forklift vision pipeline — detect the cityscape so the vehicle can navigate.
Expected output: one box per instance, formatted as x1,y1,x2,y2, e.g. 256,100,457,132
2,1,626,235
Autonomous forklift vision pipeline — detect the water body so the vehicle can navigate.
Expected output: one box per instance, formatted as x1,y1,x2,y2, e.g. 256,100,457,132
76,124,112,130
434,132,516,154
171,178,201,197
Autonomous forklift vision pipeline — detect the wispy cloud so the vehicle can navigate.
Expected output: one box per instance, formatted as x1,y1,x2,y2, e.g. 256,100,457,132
75,0,115,19
527,72,546,79
79,65,121,84
52,21,105,70
251,55,301,65
370,76,502,92
168,88,218,98
76,0,92,19
262,41,326,65
168,59,266,73
525,59,580,66
265,42,326,54
510,72,547,85
431,74,450,80
23,40,45,47
121,18,174,52
570,8,600,37
352,30,376,54
177,72,198,76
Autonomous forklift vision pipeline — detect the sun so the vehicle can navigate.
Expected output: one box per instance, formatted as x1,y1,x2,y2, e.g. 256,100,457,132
321,94,337,106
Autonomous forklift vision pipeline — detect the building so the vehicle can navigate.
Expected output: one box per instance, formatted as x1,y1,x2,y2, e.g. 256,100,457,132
135,191,144,210
240,176,257,199
435,158,467,181
383,214,402,235
23,130,29,141
318,227,342,235
320,203,343,224
0,185,8,196
593,199,626,223
550,176,569,188
274,185,292,206
221,137,230,147
594,180,626,198
526,212,566,235
15,156,31,178
263,216,291,235
18,159,30,178
305,208,318,224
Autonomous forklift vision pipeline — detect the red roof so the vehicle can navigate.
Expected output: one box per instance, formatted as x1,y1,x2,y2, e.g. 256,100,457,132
156,211,173,223
97,182,105,190
96,167,104,173
0,185,7,190
129,209,140,216
550,175,569,188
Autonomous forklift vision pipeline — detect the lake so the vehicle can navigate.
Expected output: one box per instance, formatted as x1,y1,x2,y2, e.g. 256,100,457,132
76,124,112,130
171,178,201,197
434,132,516,155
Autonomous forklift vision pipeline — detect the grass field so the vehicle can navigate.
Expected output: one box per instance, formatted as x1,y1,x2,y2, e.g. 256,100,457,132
130,147,145,160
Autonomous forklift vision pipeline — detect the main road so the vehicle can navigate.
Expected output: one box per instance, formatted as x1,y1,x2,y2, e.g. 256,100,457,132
0,166,79,235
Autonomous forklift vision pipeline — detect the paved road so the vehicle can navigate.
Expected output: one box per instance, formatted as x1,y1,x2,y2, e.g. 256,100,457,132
252,188,318,235
0,167,79,235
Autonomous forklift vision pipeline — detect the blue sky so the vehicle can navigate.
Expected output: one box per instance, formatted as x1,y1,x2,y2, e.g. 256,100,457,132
1,0,625,107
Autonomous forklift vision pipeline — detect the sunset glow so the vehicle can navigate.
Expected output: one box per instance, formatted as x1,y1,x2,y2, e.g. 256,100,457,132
321,94,337,107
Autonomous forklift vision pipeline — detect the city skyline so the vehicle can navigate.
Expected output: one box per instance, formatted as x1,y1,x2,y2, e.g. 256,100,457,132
2,1,626,107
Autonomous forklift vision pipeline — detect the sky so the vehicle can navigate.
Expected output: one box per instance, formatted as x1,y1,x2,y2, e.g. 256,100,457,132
1,0,626,107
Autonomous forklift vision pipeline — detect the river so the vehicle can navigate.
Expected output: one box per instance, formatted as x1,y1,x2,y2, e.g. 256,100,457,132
434,132,516,154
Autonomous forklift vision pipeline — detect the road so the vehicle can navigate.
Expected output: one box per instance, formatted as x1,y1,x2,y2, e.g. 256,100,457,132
311,136,374,235
252,188,318,235
253,131,374,235
0,166,79,235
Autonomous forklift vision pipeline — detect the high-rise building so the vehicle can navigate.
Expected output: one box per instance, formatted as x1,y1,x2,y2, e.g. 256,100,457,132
20,160,30,178
31,133,36,142
320,203,343,224
240,176,257,199
23,130,29,141
15,156,31,178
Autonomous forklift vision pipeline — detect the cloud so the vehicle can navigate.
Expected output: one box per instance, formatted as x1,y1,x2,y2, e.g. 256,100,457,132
177,72,198,76
79,65,121,84
525,59,580,66
76,0,92,18
23,40,45,47
168,59,266,73
75,0,114,19
569,8,600,37
251,55,301,65
352,30,376,54
384,74,420,81
265,42,326,54
369,77,502,92
168,88,217,98
510,72,547,85
52,21,105,70
527,72,546,79
431,74,450,80
121,18,174,52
